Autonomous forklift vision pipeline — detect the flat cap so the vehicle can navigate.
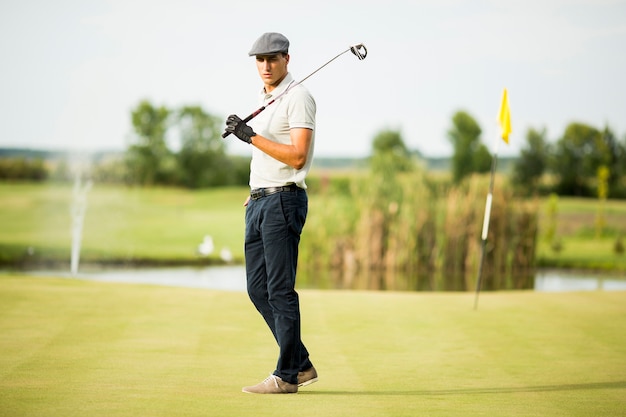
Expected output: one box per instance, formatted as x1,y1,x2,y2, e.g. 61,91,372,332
248,32,289,56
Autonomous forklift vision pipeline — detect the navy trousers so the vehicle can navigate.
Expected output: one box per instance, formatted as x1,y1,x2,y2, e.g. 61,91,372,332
244,189,313,384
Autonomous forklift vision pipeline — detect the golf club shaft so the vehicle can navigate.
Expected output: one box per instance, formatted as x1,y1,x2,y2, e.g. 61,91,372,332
222,44,366,138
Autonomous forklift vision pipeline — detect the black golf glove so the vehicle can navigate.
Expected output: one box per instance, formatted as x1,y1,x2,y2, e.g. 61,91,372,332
225,114,256,144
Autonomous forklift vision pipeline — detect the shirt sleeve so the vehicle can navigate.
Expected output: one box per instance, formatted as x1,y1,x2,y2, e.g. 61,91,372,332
287,87,316,130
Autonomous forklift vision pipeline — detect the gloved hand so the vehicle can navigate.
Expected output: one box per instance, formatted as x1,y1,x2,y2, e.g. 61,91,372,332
225,114,256,144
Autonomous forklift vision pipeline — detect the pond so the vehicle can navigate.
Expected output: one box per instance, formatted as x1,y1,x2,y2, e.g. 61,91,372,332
534,269,626,292
24,266,626,293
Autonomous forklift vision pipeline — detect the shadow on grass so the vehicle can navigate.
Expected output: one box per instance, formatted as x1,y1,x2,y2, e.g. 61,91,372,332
299,381,626,396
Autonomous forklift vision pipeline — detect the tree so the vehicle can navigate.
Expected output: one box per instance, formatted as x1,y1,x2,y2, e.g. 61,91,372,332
176,106,229,188
473,144,493,174
551,122,609,196
447,111,491,183
367,129,414,209
123,100,250,188
125,100,175,185
511,127,550,193
602,125,625,196
370,129,414,176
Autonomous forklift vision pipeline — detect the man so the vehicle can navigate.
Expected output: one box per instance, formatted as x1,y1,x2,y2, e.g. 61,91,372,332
224,32,318,394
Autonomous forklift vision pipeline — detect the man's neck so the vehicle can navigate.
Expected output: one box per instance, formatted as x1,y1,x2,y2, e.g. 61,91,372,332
264,73,288,94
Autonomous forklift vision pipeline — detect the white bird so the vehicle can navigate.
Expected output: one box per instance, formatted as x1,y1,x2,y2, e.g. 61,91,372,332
220,247,233,263
197,235,214,257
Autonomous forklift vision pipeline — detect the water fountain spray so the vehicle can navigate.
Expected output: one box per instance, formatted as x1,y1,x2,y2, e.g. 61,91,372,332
70,172,92,275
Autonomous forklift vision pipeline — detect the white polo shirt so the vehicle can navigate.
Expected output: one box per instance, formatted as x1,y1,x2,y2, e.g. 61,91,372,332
249,73,316,190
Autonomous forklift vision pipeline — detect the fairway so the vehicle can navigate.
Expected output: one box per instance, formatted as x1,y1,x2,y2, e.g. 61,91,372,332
0,275,624,416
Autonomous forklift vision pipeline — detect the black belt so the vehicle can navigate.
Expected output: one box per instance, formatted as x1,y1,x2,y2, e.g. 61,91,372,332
250,184,300,200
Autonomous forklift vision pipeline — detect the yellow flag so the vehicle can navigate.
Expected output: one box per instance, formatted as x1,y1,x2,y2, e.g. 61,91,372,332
498,88,512,144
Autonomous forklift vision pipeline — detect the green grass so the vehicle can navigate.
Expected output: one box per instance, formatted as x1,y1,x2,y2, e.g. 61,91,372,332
0,183,248,265
536,197,626,270
1,274,625,416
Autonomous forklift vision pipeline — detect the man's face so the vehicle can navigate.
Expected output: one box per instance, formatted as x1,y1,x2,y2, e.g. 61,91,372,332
255,53,289,90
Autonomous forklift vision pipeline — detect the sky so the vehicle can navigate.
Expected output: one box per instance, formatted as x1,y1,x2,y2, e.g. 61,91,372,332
1,0,625,158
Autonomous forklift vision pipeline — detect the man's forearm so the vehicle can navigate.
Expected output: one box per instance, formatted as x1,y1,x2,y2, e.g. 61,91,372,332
251,129,312,170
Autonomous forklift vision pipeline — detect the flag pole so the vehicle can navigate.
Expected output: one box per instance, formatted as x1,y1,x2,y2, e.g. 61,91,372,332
474,88,511,310
474,138,500,310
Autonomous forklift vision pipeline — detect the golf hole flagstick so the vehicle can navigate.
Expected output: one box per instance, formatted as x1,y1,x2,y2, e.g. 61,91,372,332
222,43,367,139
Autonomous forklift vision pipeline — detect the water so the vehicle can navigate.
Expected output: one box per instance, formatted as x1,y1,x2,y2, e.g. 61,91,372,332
32,266,247,292
534,269,626,292
27,266,626,293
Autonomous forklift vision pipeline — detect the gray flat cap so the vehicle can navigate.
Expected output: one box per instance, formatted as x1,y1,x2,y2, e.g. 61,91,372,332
248,32,289,56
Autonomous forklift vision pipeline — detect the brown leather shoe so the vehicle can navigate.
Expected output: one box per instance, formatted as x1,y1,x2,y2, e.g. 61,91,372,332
297,366,318,387
242,375,298,394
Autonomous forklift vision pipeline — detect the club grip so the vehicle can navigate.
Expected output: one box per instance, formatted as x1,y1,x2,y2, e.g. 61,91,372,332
221,108,264,139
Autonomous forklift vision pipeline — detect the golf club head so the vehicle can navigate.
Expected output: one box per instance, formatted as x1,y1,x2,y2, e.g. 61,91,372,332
350,44,367,60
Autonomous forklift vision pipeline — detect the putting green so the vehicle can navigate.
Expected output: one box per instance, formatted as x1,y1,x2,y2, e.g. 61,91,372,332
0,274,624,417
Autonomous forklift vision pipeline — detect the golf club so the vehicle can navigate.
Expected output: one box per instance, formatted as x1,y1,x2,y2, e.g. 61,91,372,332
222,43,367,138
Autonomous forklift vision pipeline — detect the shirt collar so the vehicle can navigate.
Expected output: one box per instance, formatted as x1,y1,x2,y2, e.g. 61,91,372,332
259,72,294,101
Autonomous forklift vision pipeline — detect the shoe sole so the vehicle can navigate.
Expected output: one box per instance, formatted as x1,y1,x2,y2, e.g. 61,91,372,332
242,386,298,394
298,377,318,388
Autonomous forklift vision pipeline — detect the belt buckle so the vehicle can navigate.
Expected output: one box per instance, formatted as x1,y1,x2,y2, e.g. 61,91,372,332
250,189,264,200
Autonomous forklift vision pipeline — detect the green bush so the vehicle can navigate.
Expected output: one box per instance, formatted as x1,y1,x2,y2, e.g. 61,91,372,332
0,158,47,181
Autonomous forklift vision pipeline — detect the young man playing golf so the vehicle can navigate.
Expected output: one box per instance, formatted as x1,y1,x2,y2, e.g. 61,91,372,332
224,32,318,394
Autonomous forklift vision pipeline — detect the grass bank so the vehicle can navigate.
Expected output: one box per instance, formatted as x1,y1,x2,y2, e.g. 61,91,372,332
536,196,626,270
0,274,624,416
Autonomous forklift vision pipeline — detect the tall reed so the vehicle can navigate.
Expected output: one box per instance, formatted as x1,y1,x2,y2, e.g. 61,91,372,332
300,171,538,291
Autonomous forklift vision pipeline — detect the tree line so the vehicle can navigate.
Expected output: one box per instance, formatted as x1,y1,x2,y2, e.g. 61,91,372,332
447,110,626,198
1,101,625,198
0,100,249,187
